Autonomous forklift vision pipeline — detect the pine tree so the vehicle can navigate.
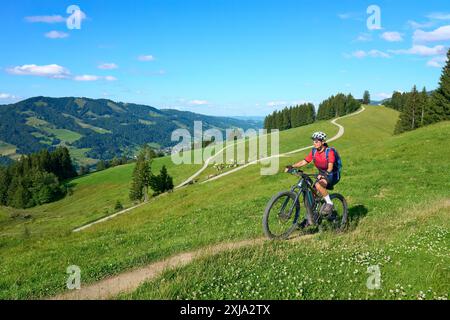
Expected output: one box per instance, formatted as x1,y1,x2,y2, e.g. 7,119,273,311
428,49,450,124
114,200,123,210
59,147,77,180
281,107,291,130
29,171,62,205
363,90,371,105
419,87,429,128
150,165,174,195
129,152,152,202
9,177,32,209
129,166,144,201
275,111,282,129
0,167,11,205
395,85,420,134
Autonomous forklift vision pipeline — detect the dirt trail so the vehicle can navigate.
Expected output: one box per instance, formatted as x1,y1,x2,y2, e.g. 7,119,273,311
53,237,266,300
53,233,317,300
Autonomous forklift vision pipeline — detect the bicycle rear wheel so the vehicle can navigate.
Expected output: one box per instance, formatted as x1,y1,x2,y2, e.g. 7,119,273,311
262,191,301,239
326,193,348,232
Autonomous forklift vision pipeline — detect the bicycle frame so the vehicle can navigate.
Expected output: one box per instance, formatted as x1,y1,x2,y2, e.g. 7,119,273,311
279,171,322,222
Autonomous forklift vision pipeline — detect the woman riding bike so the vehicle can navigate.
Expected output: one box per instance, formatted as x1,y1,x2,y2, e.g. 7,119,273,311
285,131,340,222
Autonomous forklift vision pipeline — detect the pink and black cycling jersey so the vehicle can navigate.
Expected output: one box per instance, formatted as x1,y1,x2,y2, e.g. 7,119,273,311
304,148,335,171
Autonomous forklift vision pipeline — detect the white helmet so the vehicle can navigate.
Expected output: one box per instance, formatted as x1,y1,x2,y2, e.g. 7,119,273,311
311,131,327,141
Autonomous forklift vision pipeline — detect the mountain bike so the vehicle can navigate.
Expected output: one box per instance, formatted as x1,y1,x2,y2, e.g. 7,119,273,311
262,168,348,239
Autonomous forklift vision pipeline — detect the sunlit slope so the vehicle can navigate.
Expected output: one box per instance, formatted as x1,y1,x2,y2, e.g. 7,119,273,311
195,117,340,182
0,156,202,236
122,111,450,299
0,106,410,299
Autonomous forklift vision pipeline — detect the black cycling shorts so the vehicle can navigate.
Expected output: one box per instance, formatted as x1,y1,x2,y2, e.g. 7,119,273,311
318,169,340,190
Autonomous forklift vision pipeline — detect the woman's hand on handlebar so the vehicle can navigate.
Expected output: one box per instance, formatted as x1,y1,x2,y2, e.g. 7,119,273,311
284,165,293,173
285,166,303,175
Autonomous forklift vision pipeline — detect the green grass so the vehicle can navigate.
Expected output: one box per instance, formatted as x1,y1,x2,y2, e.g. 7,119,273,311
0,106,448,300
122,202,449,300
43,128,82,143
0,154,203,239
195,118,339,182
67,147,98,167
62,113,111,134
119,108,450,300
0,140,17,156
138,119,156,126
26,116,83,143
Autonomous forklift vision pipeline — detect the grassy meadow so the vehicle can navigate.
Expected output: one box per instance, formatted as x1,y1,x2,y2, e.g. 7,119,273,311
0,106,448,300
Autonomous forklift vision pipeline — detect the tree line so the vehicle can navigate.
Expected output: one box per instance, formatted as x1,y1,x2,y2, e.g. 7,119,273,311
386,49,450,134
263,94,362,131
0,147,77,209
316,93,361,120
264,103,316,130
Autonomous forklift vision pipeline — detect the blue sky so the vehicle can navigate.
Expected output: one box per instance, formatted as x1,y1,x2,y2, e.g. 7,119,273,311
0,0,449,116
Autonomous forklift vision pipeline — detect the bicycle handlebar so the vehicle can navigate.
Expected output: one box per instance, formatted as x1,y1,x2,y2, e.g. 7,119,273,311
286,168,317,178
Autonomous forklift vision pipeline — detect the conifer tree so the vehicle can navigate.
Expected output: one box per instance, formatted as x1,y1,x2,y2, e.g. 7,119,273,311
395,85,420,134
428,49,450,124
363,90,371,105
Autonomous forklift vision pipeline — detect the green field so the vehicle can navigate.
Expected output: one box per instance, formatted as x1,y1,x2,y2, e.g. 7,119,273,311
0,106,449,300
0,141,17,156
26,116,83,143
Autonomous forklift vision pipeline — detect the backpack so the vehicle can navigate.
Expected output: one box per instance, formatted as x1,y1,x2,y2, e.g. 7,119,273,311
312,147,343,177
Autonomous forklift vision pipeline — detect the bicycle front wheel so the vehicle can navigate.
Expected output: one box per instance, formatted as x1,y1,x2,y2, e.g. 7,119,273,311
262,191,301,239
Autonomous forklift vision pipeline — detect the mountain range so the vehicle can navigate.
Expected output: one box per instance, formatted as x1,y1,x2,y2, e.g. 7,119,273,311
0,97,262,166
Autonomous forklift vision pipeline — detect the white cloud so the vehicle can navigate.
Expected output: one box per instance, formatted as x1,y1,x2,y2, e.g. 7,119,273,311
6,64,116,82
267,101,287,107
381,31,403,42
426,12,450,20
73,75,100,81
407,20,435,30
427,55,448,68
352,50,367,58
6,64,70,78
349,50,390,59
375,92,392,100
290,100,310,105
45,30,69,39
389,45,446,56
189,100,208,105
25,15,65,23
355,33,372,42
138,55,155,61
413,25,450,42
0,93,16,99
74,75,117,82
366,50,389,58
98,63,118,70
